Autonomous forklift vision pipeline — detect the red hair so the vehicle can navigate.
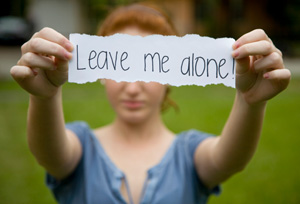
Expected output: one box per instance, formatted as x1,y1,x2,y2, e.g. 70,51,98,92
97,3,177,36
97,3,178,112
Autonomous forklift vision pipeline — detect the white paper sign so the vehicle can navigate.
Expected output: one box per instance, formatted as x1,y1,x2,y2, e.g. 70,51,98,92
69,34,236,88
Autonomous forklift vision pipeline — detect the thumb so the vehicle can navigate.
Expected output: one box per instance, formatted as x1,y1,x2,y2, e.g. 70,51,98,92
235,56,251,75
234,56,258,92
45,57,70,87
54,55,70,72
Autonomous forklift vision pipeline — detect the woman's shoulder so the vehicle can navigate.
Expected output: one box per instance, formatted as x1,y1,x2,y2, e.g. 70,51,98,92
65,121,95,144
177,129,214,141
66,120,91,131
175,129,215,158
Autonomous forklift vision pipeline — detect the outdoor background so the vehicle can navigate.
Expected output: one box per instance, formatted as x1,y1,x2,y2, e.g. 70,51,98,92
0,0,299,203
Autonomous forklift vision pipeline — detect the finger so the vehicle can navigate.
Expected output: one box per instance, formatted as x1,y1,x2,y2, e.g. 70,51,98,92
264,68,291,80
232,40,276,59
32,27,73,52
253,52,283,72
263,68,291,91
233,29,271,49
18,52,57,71
21,37,72,61
10,65,35,83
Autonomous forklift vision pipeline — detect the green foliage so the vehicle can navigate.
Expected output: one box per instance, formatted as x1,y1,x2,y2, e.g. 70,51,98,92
83,0,141,33
0,78,299,203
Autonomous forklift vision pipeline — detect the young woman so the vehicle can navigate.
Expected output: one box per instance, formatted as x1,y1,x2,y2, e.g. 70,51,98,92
10,3,290,204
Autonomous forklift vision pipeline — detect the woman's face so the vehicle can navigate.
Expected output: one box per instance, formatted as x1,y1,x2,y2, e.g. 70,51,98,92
104,27,167,124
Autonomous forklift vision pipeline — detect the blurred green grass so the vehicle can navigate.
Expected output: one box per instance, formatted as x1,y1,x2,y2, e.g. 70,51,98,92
0,78,299,204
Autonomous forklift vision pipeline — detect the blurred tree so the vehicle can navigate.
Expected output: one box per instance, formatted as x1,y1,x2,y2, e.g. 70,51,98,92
80,0,300,56
81,0,141,33
194,0,300,56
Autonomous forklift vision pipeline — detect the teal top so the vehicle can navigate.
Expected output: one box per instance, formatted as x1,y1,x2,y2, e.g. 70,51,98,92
46,121,220,204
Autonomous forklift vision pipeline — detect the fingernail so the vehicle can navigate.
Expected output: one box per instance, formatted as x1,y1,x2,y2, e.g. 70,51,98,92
66,42,74,52
32,68,38,75
64,51,72,60
232,50,239,58
232,41,240,49
263,73,269,79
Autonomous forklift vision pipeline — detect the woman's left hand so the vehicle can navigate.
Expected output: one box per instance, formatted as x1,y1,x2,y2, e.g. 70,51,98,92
232,29,291,106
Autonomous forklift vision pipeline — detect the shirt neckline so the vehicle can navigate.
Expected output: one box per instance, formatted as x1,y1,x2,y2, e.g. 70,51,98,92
89,129,180,204
90,129,179,176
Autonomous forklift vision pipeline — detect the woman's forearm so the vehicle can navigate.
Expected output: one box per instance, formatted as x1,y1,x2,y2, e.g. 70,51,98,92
213,92,266,173
27,88,75,177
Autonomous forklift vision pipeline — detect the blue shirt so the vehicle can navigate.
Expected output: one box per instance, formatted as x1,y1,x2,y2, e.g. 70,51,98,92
46,121,220,204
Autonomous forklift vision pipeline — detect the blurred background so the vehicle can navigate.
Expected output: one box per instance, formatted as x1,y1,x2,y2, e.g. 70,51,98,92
1,0,300,80
0,0,299,203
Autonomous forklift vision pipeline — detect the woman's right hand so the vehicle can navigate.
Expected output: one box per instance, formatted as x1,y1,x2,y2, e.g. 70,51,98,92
10,27,73,99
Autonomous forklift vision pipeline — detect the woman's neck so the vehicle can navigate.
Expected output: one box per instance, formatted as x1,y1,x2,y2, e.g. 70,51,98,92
110,114,172,144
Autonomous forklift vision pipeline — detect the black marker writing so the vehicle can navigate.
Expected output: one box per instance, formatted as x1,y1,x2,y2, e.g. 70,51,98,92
82,49,130,71
180,53,229,79
76,45,86,70
144,52,170,73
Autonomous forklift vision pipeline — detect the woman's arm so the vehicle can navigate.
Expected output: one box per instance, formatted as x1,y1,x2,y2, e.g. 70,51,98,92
27,90,82,180
11,27,82,180
194,29,291,188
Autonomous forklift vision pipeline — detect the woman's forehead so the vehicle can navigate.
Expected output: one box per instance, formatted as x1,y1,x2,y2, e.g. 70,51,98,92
114,26,152,37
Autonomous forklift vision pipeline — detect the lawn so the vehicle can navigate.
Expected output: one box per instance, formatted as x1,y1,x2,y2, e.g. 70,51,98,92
0,77,299,204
